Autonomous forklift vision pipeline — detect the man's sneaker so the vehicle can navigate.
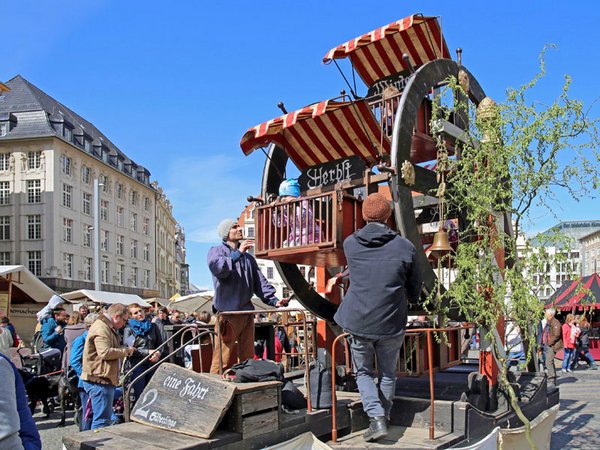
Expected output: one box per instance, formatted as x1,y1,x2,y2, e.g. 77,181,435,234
363,417,388,442
590,364,599,370
566,369,573,373
561,369,568,373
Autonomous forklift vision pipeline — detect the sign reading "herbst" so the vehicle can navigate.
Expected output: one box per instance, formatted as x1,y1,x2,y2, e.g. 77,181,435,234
298,156,365,191
130,363,236,438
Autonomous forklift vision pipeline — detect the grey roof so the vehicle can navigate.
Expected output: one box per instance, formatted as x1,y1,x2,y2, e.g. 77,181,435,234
530,220,600,247
0,75,150,181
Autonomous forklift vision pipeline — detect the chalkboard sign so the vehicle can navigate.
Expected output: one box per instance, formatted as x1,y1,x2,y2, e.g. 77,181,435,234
298,156,365,191
130,363,237,438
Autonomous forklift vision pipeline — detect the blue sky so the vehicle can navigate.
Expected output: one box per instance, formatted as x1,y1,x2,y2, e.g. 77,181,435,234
4,1,600,288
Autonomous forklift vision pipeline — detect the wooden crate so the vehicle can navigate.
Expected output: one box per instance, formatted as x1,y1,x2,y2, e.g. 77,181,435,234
222,380,282,439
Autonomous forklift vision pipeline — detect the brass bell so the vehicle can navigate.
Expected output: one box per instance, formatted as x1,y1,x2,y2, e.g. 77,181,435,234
430,230,453,253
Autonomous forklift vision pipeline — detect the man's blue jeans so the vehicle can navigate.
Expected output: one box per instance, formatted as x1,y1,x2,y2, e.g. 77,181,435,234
82,380,115,430
349,332,404,419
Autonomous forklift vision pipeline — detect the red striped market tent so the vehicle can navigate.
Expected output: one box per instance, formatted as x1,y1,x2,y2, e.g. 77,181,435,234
240,98,389,170
323,14,450,86
545,273,600,312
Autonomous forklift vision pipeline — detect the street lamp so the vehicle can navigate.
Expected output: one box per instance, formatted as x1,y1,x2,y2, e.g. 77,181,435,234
93,178,104,290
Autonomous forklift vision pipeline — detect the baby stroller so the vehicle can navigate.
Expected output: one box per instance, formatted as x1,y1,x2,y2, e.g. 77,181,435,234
19,347,62,376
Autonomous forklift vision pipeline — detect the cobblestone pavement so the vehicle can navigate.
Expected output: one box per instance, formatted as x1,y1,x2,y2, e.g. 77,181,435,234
551,366,600,449
36,367,600,449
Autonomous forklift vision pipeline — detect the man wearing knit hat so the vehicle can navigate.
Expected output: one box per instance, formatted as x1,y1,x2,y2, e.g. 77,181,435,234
207,218,287,374
334,193,422,442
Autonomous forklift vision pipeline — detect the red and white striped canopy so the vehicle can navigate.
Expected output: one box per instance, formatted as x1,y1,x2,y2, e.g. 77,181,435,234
240,99,390,170
323,14,450,87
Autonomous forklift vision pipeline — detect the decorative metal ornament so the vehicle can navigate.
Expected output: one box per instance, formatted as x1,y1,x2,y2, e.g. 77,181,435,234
401,160,416,186
458,69,470,94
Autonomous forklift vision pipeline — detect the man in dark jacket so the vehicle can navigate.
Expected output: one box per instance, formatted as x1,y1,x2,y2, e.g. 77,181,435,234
541,308,563,385
334,193,422,442
207,218,287,374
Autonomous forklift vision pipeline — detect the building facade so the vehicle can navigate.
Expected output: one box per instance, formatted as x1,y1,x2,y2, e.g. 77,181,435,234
524,221,600,302
580,229,600,276
153,181,182,298
0,75,186,296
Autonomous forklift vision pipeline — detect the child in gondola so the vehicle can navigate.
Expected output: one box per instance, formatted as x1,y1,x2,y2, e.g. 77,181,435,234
273,179,320,247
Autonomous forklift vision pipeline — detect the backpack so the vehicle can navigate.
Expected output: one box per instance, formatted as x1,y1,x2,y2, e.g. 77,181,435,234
32,330,48,353
225,358,284,383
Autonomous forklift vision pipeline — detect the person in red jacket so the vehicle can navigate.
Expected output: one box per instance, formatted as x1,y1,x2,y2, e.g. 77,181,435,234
561,314,577,373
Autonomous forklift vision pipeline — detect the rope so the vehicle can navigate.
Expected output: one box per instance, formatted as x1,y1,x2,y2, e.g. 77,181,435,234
333,60,359,100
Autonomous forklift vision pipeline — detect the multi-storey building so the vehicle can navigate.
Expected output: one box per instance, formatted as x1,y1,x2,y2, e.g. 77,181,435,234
0,75,185,296
238,202,315,299
175,225,189,295
153,182,180,298
525,221,600,302
580,229,600,276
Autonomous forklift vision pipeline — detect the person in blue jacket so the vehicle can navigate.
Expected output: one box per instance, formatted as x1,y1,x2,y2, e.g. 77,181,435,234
69,313,99,431
40,306,68,353
0,352,42,450
334,193,422,442
207,218,288,374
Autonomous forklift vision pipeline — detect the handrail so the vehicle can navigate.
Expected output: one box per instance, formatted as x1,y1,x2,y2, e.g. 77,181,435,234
330,325,472,442
217,308,313,412
331,332,350,442
122,325,214,421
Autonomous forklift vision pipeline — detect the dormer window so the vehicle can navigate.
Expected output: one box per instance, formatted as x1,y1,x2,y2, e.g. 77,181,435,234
0,123,7,137
84,140,91,152
63,126,72,142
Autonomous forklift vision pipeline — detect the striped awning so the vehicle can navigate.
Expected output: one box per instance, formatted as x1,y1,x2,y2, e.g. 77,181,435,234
546,273,600,311
323,14,450,87
240,99,389,170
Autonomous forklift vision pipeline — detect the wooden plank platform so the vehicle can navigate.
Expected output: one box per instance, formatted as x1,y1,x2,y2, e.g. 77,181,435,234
329,426,464,449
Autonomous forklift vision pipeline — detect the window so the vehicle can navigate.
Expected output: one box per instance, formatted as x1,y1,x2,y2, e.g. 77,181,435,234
63,127,72,142
266,267,274,279
144,270,151,289
27,180,41,203
63,253,73,278
0,216,9,240
101,230,109,251
0,181,9,205
116,264,124,285
100,174,109,193
83,257,92,281
101,261,109,283
130,190,138,206
130,213,137,232
28,215,42,240
28,251,42,276
116,235,124,255
27,151,41,170
63,218,73,242
84,140,91,152
131,239,138,259
0,124,6,137
116,182,124,200
0,252,9,265
82,192,92,215
247,227,254,238
82,225,92,247
81,166,91,184
143,217,150,235
100,200,109,221
143,243,150,262
116,206,124,227
144,196,151,212
131,267,138,287
62,184,72,208
0,154,9,171
61,155,72,175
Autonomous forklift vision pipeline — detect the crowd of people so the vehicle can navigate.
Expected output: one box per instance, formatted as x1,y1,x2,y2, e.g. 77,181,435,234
540,307,598,386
